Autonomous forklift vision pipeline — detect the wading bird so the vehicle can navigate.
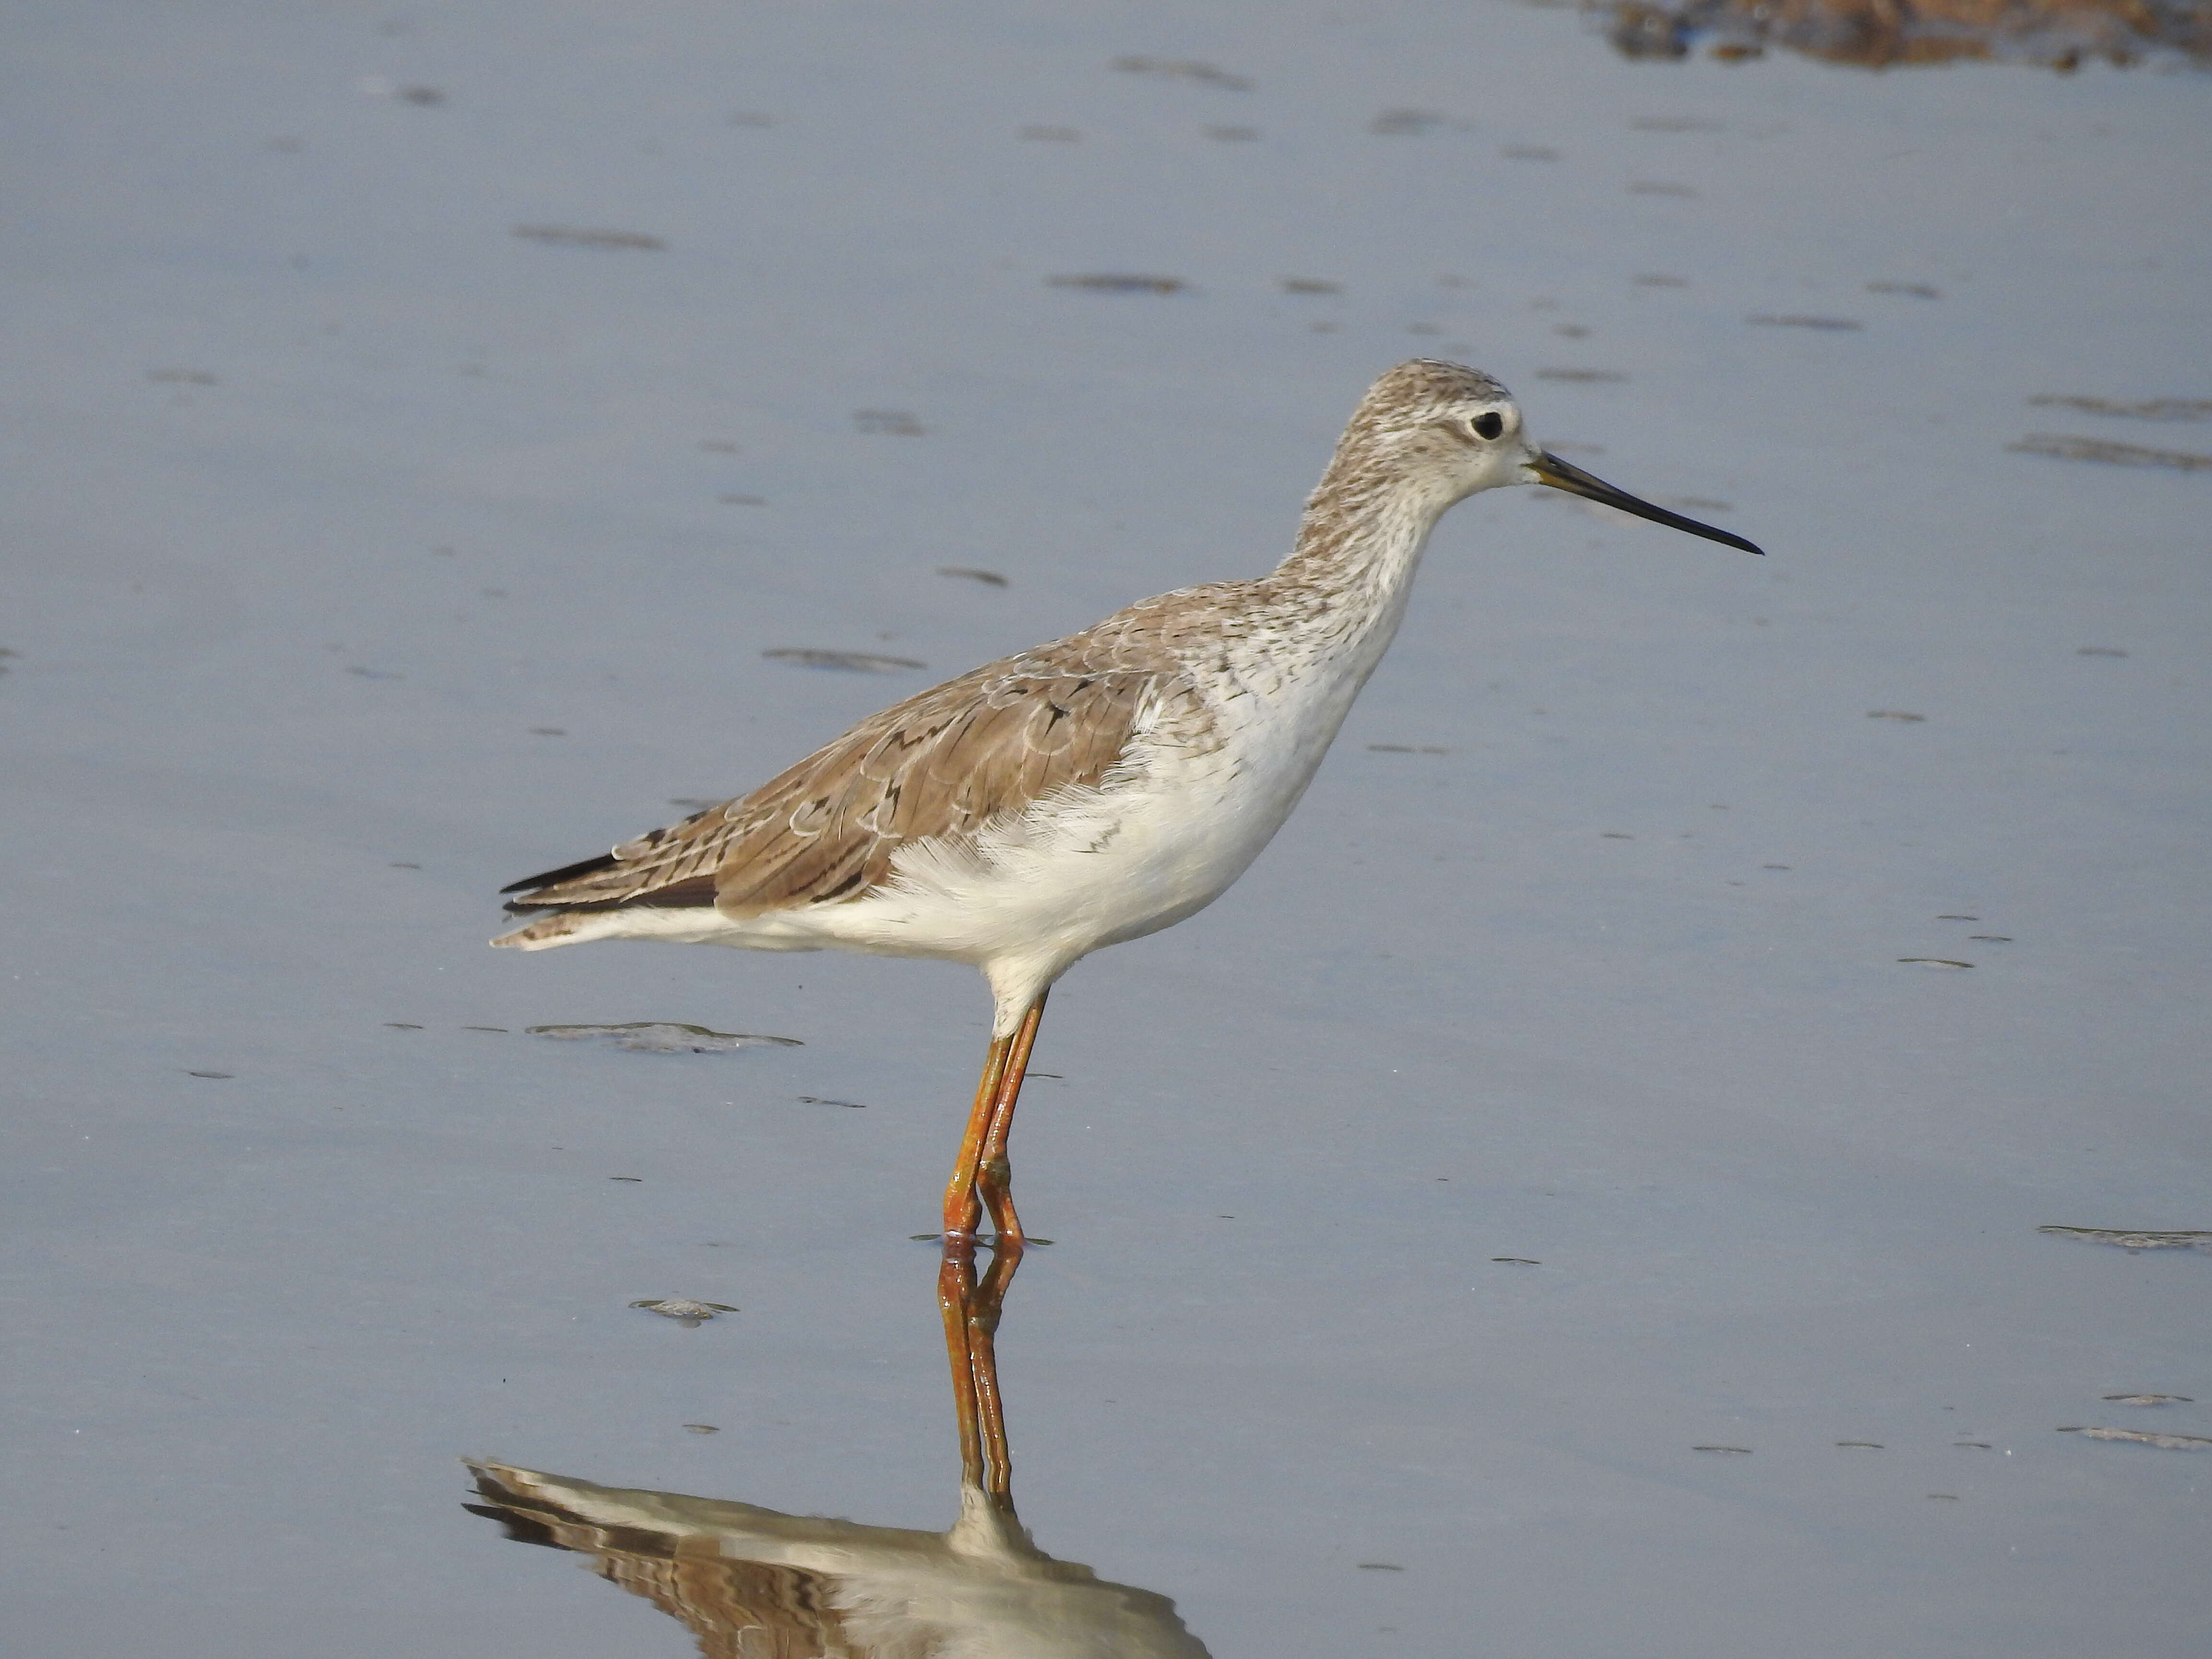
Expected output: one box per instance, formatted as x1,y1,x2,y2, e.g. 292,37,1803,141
495,360,1759,1243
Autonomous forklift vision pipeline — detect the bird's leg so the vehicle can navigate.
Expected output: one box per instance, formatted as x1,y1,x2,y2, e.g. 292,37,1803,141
938,1229,1024,1506
943,1033,1014,1239
975,992,1047,1247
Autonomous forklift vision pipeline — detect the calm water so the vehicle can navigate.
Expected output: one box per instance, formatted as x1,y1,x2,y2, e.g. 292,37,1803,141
4,3,2208,1655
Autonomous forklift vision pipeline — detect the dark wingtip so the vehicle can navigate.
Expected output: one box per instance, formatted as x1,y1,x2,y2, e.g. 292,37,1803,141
498,851,617,896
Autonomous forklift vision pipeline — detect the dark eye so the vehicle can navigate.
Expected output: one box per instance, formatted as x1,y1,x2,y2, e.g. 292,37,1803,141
1471,412,1504,441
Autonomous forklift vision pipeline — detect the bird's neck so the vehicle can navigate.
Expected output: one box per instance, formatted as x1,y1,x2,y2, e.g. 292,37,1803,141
1269,446,1460,630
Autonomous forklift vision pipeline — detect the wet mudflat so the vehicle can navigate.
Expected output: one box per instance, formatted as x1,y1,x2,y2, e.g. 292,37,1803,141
3,4,2209,1657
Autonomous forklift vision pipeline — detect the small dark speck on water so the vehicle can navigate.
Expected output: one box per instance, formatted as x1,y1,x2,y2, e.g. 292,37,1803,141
2008,434,2212,471
530,727,566,736
463,1025,509,1033
1537,368,1627,382
384,1022,423,1030
1969,935,2012,942
1868,710,1926,721
1048,274,1185,295
1762,863,1791,870
1282,278,1342,294
1601,831,1634,839
2105,1394,2192,1405
938,566,1009,586
1110,55,1252,90
389,861,421,868
1927,1492,1961,1501
1899,958,1973,969
1694,1445,1753,1454
185,1071,233,1079
685,1423,721,1434
512,224,666,251
1748,314,1863,330
1938,914,1979,920
1836,1441,1884,1449
1867,280,1941,298
797,1096,867,1108
610,1176,643,1182
1956,1442,1993,1449
1357,1562,1406,1571
1493,1257,1540,1265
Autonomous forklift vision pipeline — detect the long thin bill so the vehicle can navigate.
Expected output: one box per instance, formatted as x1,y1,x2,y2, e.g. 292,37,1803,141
1531,451,1764,555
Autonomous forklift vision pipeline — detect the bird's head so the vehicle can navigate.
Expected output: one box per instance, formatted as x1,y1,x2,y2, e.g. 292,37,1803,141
1344,359,1762,555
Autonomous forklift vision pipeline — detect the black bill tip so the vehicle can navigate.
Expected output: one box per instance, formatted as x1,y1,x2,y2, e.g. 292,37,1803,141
1532,451,1764,556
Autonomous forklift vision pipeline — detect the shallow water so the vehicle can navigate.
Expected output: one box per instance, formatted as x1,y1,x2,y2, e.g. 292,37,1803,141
4,3,2209,1656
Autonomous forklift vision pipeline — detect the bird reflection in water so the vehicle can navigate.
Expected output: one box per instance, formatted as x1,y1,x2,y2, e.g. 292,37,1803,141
465,1239,1211,1659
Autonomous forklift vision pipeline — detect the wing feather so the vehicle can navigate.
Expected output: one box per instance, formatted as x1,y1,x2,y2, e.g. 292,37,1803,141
500,635,1195,918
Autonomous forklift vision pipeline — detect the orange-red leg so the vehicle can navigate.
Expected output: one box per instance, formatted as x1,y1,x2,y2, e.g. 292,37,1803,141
975,993,1047,1245
942,1032,1014,1238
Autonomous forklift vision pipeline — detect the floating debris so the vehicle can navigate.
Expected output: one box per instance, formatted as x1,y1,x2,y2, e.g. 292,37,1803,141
1899,958,1973,969
511,225,667,251
1110,55,1251,90
1281,278,1342,294
1693,1445,1753,1454
630,1298,737,1328
2039,1225,2212,1252
1356,1562,1407,1571
1748,314,1863,330
2029,395,2212,422
463,1025,509,1032
1868,280,1942,298
2008,433,2212,471
529,1022,803,1053
1372,108,1446,135
1047,273,1185,295
185,1070,234,1079
1868,709,1925,721
796,1095,866,1109
1536,368,1627,383
762,648,926,673
2058,1426,2212,1451
384,1022,423,1030
147,368,218,385
1937,914,1978,920
937,565,1008,586
1491,1256,1541,1265
1836,1441,1884,1449
2104,1394,2192,1405
683,1422,721,1434
853,409,925,435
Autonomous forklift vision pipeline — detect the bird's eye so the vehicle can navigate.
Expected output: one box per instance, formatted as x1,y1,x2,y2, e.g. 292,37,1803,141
1470,412,1504,441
